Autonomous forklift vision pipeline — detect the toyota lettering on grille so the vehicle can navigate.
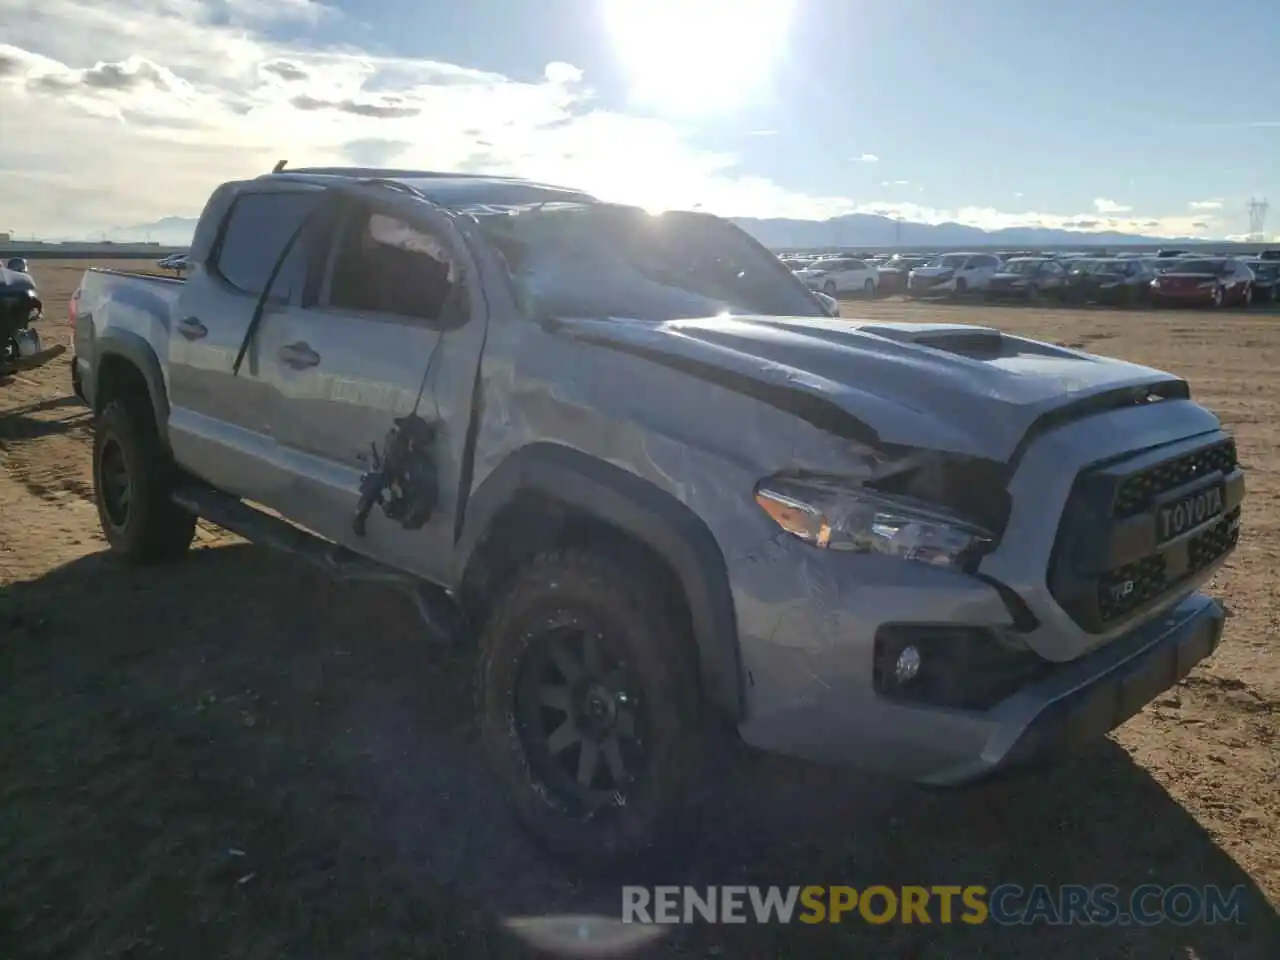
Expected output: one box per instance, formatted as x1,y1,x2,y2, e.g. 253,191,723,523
1157,485,1225,544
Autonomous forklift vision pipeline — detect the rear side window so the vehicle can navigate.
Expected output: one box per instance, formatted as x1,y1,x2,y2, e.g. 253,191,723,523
212,190,323,300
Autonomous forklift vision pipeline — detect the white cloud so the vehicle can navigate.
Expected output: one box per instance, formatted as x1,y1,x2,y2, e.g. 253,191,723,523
854,153,879,163
222,0,337,24
1189,199,1224,211
0,1,1243,240
1094,197,1132,214
543,61,582,84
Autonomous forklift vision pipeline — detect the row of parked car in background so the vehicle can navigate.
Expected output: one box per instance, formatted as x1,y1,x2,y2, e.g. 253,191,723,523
156,253,190,274
780,248,1280,309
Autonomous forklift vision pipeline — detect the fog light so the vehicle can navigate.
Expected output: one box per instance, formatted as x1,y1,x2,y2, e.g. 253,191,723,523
894,645,921,684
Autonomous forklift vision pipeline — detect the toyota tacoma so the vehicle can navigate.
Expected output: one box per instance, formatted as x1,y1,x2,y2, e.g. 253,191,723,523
71,166,1245,871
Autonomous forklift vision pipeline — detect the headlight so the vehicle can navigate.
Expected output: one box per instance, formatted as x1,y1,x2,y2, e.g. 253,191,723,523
754,476,993,568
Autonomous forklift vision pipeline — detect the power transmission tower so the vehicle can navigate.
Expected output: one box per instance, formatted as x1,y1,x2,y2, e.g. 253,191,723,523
1247,197,1269,243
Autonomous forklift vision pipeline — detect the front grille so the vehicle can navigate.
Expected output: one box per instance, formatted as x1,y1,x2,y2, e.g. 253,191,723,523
1095,509,1239,622
1048,439,1243,632
1188,508,1241,569
1098,554,1166,622
1114,440,1237,517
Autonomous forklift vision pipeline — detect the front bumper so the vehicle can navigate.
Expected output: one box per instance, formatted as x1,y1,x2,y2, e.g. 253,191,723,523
907,276,957,295
738,591,1224,784
1151,288,1215,304
734,402,1239,784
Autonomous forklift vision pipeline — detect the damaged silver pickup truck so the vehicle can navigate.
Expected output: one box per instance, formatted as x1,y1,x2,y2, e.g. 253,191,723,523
71,166,1245,871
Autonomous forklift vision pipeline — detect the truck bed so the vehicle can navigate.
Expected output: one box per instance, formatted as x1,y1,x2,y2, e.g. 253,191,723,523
74,268,187,402
87,267,186,285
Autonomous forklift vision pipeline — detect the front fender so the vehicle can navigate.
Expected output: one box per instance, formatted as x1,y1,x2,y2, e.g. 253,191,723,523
455,442,744,720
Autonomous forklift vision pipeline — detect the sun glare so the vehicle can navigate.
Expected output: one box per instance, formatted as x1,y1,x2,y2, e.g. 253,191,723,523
601,0,795,116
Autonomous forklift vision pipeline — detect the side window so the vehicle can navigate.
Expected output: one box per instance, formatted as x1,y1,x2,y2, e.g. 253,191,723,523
212,191,323,301
846,259,867,271
325,209,458,322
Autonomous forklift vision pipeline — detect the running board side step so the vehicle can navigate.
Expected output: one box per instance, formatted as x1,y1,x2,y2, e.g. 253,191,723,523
171,484,464,646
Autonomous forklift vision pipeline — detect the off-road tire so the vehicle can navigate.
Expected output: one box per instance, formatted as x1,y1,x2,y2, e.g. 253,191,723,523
476,548,705,876
93,397,196,563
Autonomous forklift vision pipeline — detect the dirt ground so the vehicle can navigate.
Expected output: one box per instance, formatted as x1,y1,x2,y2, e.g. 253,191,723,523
1,259,1277,959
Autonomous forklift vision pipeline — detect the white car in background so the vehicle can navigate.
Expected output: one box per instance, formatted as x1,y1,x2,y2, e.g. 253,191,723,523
794,256,878,296
907,252,1002,296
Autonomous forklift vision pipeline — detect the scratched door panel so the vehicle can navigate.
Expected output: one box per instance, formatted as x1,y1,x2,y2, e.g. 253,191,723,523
266,203,490,585
260,304,435,535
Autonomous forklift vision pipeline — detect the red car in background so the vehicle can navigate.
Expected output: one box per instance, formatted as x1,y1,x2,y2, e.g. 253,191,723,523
1149,257,1255,307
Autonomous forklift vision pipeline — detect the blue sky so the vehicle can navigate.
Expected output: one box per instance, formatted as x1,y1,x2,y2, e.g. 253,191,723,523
1,0,1278,238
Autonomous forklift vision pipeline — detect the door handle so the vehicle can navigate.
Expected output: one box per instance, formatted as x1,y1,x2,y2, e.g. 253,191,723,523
278,341,320,369
176,316,207,340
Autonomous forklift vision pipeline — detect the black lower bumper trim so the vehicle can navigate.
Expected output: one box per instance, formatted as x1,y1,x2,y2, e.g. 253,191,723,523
1002,601,1224,771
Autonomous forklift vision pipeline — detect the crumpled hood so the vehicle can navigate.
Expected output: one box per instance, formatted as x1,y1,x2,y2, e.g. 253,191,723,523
550,315,1186,461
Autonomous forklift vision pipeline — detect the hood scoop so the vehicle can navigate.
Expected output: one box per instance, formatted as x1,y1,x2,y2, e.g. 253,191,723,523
859,323,1007,359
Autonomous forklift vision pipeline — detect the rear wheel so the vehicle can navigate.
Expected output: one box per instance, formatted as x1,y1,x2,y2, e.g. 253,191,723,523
93,397,196,563
476,549,704,875
823,279,837,296
1211,286,1225,308
954,278,969,296
863,278,875,295
1242,285,1254,307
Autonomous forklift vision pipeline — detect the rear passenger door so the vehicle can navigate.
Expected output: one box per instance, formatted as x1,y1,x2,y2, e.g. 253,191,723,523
167,185,325,502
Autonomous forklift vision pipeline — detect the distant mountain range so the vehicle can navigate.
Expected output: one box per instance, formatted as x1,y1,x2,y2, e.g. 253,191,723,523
105,212,1207,251
729,213,1203,250
106,216,200,247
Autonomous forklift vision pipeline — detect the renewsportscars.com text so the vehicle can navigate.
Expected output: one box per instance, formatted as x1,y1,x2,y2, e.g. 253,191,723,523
621,884,1248,926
